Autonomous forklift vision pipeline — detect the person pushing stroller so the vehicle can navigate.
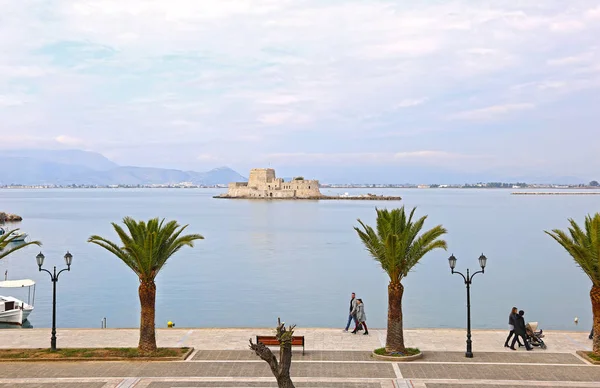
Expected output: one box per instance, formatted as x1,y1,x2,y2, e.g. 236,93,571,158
510,310,533,351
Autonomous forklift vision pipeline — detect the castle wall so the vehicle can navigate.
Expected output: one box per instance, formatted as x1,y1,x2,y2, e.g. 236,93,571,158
248,168,276,188
225,169,322,198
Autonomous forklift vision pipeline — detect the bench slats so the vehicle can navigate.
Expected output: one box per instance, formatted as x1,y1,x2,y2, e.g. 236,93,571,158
256,335,305,355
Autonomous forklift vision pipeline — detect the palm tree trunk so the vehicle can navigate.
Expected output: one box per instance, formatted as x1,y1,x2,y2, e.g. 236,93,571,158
592,285,600,355
138,280,157,354
385,281,405,353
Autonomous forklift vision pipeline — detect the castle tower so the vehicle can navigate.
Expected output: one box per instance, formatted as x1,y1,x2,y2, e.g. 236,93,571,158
248,168,276,188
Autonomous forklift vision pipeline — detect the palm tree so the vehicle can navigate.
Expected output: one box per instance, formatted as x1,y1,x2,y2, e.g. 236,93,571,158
88,217,203,353
545,213,600,355
0,228,42,261
354,207,447,353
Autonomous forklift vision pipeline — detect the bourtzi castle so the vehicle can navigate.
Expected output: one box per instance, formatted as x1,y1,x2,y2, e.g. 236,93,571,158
220,168,322,199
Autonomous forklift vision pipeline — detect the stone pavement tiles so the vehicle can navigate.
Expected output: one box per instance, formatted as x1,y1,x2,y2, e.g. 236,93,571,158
0,328,592,353
424,385,599,388
0,384,106,388
398,363,600,382
0,350,599,387
0,361,396,379
142,383,382,388
190,350,585,364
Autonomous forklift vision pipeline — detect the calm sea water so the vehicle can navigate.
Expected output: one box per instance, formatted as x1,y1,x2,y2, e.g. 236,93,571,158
0,188,597,331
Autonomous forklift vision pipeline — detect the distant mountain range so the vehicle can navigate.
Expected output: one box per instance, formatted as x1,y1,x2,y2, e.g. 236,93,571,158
0,149,589,186
0,149,246,186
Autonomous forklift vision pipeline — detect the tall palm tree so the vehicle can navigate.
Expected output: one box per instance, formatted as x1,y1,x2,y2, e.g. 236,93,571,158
0,228,42,261
546,213,600,355
88,217,203,353
355,207,447,353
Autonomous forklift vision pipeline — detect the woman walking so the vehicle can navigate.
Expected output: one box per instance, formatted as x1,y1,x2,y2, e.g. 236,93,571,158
504,307,523,348
351,299,369,335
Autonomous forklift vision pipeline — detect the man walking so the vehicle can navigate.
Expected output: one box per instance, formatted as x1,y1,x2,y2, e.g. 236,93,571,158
344,292,359,332
511,310,532,350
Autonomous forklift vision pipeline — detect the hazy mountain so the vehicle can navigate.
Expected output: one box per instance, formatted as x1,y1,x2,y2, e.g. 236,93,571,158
1,149,118,171
0,149,587,185
0,157,94,185
0,150,245,186
60,166,246,186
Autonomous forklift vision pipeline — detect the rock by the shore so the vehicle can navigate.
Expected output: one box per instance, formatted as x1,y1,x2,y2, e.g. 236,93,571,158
0,212,22,223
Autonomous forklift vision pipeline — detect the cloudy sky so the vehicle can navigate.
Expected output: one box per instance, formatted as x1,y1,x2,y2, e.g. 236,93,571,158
1,1,599,180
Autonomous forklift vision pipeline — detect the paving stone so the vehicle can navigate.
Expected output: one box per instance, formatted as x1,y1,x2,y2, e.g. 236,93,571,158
0,361,396,379
425,385,597,388
0,384,105,388
0,328,592,353
192,350,373,361
146,382,381,387
399,364,600,382
419,351,585,364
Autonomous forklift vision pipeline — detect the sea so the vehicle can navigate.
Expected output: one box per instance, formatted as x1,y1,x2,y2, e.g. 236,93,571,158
0,188,597,331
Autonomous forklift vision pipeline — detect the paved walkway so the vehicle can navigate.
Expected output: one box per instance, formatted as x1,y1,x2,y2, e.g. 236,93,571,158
0,328,596,388
0,328,593,352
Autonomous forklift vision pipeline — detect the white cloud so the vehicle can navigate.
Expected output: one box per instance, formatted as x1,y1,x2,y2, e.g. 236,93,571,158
537,81,566,90
547,53,592,66
0,95,26,107
550,20,585,32
260,151,480,165
196,154,220,161
258,111,311,126
585,6,600,20
449,103,535,121
55,135,85,146
396,98,428,109
1,1,599,174
259,94,304,105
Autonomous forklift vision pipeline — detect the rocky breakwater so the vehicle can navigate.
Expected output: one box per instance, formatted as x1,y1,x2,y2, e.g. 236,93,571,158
215,193,402,201
322,193,402,200
0,212,22,223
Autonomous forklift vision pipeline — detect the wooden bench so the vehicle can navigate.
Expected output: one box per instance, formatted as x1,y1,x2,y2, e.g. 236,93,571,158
256,335,305,355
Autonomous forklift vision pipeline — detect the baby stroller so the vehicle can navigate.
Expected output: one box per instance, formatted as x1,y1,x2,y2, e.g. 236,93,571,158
526,322,546,349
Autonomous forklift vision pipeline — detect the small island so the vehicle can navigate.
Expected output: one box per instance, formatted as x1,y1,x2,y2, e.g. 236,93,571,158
214,168,402,201
0,212,22,223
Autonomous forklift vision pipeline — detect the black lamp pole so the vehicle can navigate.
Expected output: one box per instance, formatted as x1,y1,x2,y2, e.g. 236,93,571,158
36,251,73,351
448,253,487,358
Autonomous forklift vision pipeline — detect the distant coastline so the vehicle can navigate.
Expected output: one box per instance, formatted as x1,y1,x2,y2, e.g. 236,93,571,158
2,185,600,190
512,192,600,195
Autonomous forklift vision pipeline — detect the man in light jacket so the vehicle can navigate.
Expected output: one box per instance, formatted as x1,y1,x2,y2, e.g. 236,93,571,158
344,292,359,332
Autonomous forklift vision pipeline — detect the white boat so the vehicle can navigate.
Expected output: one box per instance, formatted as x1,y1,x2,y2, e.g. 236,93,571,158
0,228,27,242
0,279,35,325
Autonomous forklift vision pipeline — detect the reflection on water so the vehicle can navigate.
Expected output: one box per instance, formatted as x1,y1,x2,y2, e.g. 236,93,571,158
0,320,33,329
0,188,598,330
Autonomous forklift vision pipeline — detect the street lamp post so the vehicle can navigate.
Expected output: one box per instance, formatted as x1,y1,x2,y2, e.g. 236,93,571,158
448,253,487,358
36,251,73,351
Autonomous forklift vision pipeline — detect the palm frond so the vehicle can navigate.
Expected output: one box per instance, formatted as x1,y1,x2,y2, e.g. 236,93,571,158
545,214,600,285
88,217,204,281
355,207,448,282
0,228,42,260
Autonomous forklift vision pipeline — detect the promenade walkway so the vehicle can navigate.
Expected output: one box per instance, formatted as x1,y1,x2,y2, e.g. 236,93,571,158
0,328,596,388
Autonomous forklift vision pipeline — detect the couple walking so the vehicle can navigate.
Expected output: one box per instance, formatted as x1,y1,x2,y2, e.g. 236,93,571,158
343,292,368,335
504,307,532,351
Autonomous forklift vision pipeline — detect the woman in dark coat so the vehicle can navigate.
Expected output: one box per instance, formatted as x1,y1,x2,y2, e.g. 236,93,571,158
511,310,532,350
504,307,523,348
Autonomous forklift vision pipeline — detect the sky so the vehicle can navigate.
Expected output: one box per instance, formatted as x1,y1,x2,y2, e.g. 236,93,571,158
1,1,599,180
